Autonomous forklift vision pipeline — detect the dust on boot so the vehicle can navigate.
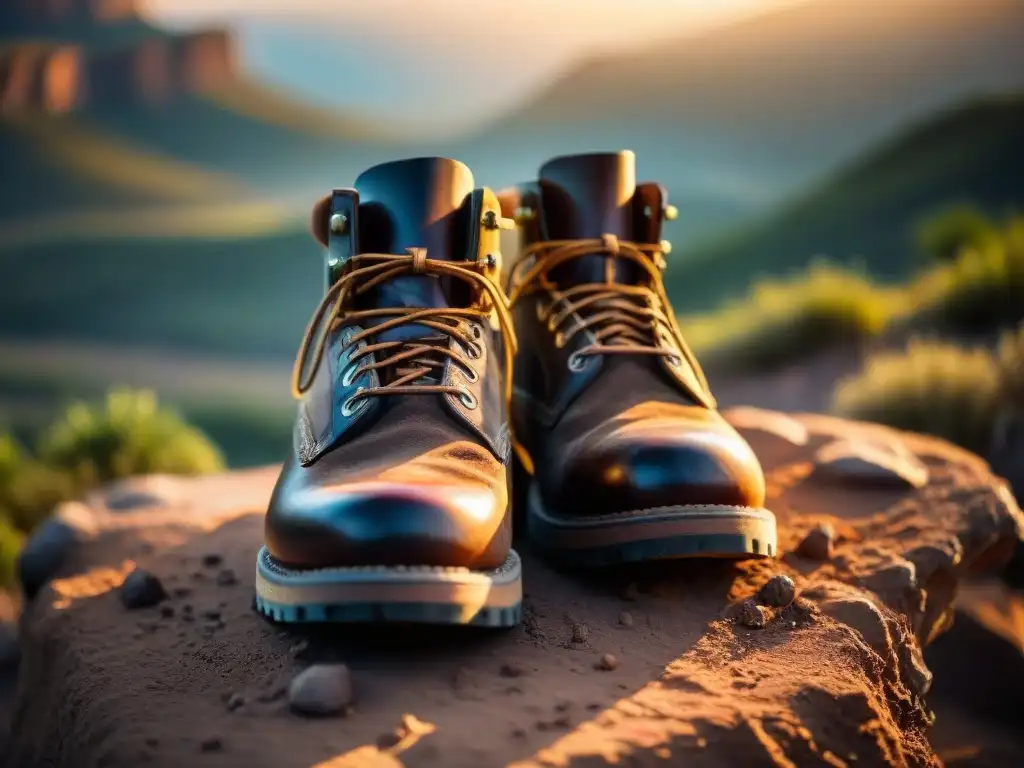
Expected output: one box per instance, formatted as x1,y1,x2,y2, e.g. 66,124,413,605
255,157,522,626
498,150,776,567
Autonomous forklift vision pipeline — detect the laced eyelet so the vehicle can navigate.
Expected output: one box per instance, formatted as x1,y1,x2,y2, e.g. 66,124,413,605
341,389,367,417
469,323,484,340
341,364,363,386
466,342,483,360
567,351,589,372
462,364,479,383
666,354,682,367
458,389,478,409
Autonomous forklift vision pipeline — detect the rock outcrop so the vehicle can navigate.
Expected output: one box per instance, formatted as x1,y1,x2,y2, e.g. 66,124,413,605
0,0,237,113
3,409,1022,767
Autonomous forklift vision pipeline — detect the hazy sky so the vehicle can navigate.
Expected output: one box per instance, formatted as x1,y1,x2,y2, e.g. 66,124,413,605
146,0,782,133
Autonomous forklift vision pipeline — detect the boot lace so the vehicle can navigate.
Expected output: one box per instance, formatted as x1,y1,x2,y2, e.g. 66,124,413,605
292,248,518,413
507,234,706,383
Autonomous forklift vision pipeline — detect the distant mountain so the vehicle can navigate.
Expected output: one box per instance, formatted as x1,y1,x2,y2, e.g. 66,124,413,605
663,93,1024,312
450,0,1024,241
0,0,404,230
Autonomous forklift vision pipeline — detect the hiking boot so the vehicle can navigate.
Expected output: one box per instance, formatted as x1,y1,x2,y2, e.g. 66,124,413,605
497,150,775,567
255,157,522,627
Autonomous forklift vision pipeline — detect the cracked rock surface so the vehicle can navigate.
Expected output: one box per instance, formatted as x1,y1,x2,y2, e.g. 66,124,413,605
3,411,1022,767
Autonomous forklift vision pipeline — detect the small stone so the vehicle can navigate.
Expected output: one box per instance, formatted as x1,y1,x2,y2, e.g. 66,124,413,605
757,574,796,608
797,524,836,561
199,736,222,752
216,569,238,586
120,568,167,610
596,653,619,671
781,597,819,625
288,664,353,716
159,604,175,618
738,600,769,629
17,518,78,601
570,622,589,644
499,662,525,678
618,611,634,628
227,693,245,712
201,553,223,568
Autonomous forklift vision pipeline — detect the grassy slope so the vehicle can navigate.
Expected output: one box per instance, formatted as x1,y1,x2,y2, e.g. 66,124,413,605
665,94,1024,313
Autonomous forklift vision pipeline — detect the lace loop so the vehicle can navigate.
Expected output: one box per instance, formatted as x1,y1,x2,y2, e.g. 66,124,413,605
508,236,708,391
292,248,517,410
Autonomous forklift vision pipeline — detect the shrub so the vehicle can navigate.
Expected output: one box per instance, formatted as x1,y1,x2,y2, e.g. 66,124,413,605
36,388,225,489
908,220,1024,333
914,204,1000,262
681,263,902,374
830,338,1003,456
0,514,24,589
0,435,69,533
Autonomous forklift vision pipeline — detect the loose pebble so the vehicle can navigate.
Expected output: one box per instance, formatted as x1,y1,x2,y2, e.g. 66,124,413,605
570,622,589,644
757,574,797,608
738,600,769,629
596,653,619,671
201,553,223,568
288,664,353,716
216,569,238,586
618,611,634,627
120,568,167,610
797,524,836,561
499,661,526,678
227,693,245,712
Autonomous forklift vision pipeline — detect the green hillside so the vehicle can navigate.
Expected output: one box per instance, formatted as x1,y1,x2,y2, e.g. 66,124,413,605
665,94,1024,313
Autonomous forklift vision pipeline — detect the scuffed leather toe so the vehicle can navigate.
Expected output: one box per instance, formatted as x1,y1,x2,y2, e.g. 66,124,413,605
265,456,510,571
542,404,766,517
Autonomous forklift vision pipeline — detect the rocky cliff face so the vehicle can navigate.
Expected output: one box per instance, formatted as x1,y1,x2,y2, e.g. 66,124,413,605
0,0,237,113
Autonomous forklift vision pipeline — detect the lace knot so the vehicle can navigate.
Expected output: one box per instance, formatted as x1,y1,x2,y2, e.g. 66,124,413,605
408,247,428,274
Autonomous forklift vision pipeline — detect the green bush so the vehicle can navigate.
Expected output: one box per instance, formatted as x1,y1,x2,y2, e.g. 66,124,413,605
681,263,902,374
908,218,1024,332
684,212,1023,375
914,204,1000,262
831,338,1003,455
0,514,24,590
36,388,225,489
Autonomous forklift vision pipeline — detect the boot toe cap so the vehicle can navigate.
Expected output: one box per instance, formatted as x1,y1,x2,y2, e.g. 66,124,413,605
549,414,766,515
265,480,507,570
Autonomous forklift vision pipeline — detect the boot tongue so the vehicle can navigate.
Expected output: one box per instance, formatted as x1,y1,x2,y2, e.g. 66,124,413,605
539,151,638,284
354,157,474,343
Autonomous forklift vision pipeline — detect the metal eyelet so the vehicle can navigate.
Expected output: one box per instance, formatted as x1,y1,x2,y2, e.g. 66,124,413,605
462,364,479,383
666,354,682,367
458,389,478,409
567,351,589,372
469,323,484,340
341,389,367,417
341,364,363,386
466,342,483,360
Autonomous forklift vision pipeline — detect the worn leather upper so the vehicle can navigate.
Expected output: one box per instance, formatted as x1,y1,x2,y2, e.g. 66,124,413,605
265,157,513,570
501,151,766,516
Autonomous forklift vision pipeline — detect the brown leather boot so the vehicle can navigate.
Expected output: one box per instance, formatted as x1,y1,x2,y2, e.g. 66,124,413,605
498,150,775,567
255,157,522,627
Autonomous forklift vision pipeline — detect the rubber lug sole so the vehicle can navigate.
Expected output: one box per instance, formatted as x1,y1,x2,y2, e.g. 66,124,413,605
526,483,777,568
253,546,522,627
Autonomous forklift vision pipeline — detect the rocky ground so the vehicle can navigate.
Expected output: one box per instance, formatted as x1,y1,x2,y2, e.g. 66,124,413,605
1,407,1022,767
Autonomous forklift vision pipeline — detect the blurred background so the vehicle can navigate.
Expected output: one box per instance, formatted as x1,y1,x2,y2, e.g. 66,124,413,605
1,1,1023,756
0,0,1023,577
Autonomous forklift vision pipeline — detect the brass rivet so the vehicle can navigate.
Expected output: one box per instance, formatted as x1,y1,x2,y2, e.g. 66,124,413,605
664,205,678,221
330,213,348,235
660,239,673,255
514,206,535,223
